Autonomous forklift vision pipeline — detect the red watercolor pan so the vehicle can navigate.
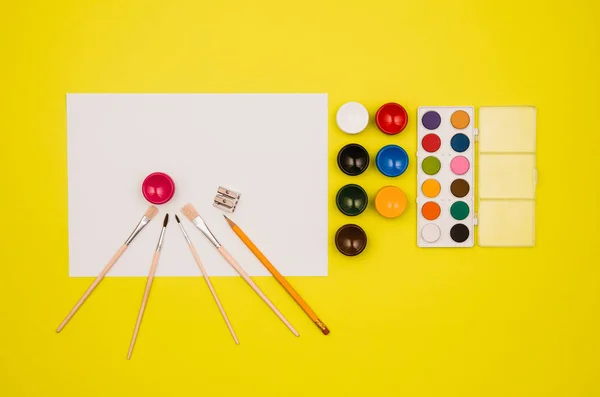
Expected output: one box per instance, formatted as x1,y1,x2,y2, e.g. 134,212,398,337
422,133,441,152
142,172,175,204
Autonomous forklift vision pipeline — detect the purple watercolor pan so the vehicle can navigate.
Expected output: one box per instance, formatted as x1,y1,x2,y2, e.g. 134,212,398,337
422,111,441,130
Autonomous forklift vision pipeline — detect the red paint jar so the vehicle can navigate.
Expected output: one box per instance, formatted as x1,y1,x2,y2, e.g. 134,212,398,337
375,102,408,135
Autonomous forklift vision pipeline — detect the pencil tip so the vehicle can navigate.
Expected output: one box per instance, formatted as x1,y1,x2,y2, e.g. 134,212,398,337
223,215,234,227
175,214,181,223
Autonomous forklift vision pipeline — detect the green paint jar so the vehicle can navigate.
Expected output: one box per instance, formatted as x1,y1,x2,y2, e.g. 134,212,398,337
336,184,368,216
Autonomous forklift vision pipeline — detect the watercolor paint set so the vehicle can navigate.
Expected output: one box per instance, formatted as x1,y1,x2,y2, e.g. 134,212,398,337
417,106,537,248
333,101,537,256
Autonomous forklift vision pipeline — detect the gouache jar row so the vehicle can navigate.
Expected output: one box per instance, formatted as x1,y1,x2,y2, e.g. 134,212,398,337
337,143,409,178
335,184,407,219
336,101,408,135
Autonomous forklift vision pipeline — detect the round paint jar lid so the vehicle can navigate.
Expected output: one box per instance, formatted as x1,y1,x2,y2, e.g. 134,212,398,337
336,184,368,216
375,145,409,177
334,224,367,256
142,172,175,205
336,102,369,134
375,102,408,135
337,143,370,176
375,186,407,218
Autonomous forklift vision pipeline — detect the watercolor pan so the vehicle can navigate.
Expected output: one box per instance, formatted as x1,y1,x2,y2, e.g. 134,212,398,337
416,106,537,248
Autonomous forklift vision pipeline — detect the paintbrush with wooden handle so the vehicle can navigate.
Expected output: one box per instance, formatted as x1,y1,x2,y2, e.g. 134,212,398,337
127,213,169,359
57,206,159,333
181,204,298,337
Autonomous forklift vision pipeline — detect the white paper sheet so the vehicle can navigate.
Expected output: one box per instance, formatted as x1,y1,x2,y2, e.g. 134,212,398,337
66,94,328,277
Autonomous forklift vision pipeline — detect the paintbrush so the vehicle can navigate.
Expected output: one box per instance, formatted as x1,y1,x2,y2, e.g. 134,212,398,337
57,205,159,333
127,213,169,359
224,215,330,335
175,215,239,344
181,204,298,336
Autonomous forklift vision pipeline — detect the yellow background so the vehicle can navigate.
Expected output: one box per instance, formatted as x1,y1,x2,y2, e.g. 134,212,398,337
1,0,599,396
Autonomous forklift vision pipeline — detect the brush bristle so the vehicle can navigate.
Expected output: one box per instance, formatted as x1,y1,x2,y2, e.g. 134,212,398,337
175,214,181,223
181,204,199,221
163,213,169,227
145,206,159,220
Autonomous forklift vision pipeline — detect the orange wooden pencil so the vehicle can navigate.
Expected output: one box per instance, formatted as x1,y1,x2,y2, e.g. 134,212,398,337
223,215,330,335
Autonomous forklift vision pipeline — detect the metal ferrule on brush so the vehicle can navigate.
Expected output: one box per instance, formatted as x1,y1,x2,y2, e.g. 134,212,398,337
177,222,192,245
192,216,221,248
156,227,167,252
124,216,151,246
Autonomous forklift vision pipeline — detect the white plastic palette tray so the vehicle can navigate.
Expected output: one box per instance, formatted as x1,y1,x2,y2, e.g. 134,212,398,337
66,94,328,276
416,106,537,248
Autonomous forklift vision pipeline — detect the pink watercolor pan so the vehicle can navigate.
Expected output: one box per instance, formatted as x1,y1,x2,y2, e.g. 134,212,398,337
142,172,175,204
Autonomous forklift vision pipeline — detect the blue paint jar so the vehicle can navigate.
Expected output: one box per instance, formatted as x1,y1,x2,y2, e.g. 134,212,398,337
375,145,409,177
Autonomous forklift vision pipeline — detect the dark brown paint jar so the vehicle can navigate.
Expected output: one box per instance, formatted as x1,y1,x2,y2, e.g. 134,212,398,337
335,224,367,256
